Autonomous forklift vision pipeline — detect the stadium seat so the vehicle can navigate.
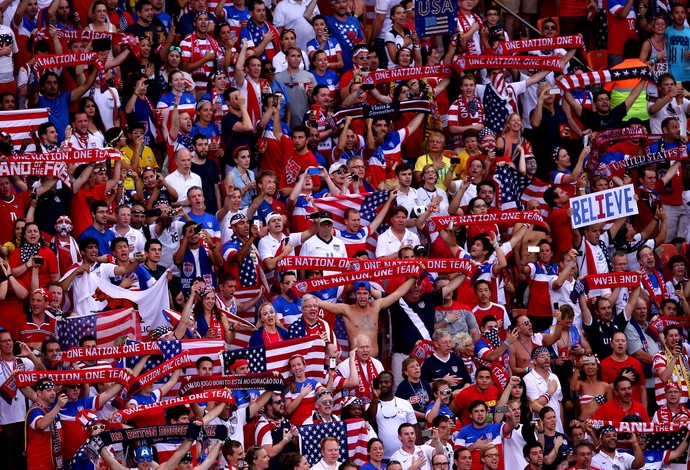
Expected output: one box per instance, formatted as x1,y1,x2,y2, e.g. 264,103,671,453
657,243,680,279
587,50,608,71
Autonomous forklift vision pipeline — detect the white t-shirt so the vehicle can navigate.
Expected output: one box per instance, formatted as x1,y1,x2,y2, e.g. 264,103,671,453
0,25,18,83
524,369,564,433
389,444,435,470
299,235,348,275
375,397,416,459
257,232,303,281
111,226,146,255
150,221,185,276
0,357,33,424
375,228,420,258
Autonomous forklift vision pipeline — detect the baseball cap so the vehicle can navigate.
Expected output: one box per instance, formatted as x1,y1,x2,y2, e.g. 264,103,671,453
328,162,346,174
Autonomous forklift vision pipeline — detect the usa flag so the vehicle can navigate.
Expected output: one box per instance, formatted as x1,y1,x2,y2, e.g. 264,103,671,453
492,164,550,216
299,419,369,466
314,190,390,256
0,108,49,152
221,336,325,379
56,308,140,350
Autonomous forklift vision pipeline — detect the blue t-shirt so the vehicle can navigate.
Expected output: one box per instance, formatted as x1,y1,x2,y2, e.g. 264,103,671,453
187,212,221,235
667,26,690,82
324,15,364,71
456,422,504,445
38,92,72,142
313,69,340,90
424,401,455,419
274,295,302,323
77,226,116,256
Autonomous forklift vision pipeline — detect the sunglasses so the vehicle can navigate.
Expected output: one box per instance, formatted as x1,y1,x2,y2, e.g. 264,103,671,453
271,399,284,404
334,168,348,174
169,46,182,52
319,399,334,405
521,320,531,326
542,25,557,30
132,210,145,215
66,385,81,389
91,424,106,431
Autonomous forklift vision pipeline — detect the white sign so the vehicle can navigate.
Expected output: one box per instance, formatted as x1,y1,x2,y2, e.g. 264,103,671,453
570,184,638,229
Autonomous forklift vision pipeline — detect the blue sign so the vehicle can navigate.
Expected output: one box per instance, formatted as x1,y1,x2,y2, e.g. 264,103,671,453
415,0,457,37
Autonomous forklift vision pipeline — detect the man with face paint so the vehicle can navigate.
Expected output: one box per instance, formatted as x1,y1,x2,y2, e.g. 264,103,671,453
50,215,80,277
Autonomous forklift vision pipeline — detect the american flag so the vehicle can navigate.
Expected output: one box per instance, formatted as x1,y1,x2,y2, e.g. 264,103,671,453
483,81,510,134
314,190,390,256
419,14,452,36
299,419,369,466
492,164,550,216
557,67,655,91
56,308,140,350
0,108,49,152
221,336,325,379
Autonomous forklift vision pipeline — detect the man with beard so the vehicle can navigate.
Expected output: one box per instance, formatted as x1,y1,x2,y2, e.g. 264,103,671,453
508,313,562,376
190,135,221,216
456,401,516,470
317,277,416,359
254,392,300,470
181,11,220,93
591,425,645,470
125,0,159,48
274,122,319,189
130,204,147,232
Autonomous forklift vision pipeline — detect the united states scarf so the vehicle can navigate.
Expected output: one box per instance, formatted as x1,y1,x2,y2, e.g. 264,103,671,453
0,108,49,152
220,336,325,379
123,339,225,396
56,308,140,350
314,190,390,256
299,419,369,466
557,67,655,91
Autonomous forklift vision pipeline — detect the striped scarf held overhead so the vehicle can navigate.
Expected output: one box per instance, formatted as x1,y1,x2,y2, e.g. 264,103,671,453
556,67,656,91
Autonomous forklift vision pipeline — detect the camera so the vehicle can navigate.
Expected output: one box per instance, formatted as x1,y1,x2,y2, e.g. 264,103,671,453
441,389,452,396
144,208,162,218
307,211,330,220
495,405,510,413
350,172,359,181
127,170,133,177
451,157,461,165
193,224,204,234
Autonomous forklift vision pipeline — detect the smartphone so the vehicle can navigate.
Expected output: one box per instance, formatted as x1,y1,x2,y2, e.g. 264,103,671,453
12,342,21,356
134,252,145,261
582,133,590,148
530,420,538,427
581,356,596,365
350,172,359,181
450,157,461,165
548,87,562,95
527,245,540,253
329,357,337,369
421,429,433,437
372,377,380,389
253,220,261,231
553,302,559,310
494,148,505,157
33,256,44,266
49,17,56,27
360,66,369,73
677,81,683,88
193,224,204,234
495,405,510,413
145,208,162,217
308,168,320,176
230,30,237,41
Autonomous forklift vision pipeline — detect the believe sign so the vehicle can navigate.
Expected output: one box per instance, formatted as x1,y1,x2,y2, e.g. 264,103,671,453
415,0,457,37
570,184,638,229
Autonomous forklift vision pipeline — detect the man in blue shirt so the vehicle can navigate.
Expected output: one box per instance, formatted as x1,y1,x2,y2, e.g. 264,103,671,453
78,201,116,256
32,70,97,142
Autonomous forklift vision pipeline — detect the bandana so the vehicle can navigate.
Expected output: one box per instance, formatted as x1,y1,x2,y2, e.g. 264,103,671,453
483,328,502,348
531,346,551,359
20,242,41,264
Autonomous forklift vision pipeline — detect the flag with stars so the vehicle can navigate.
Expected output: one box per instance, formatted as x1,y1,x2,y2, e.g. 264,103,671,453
56,308,140,351
492,163,550,216
315,190,390,257
647,430,687,464
557,67,655,91
221,335,325,379
482,84,511,134
299,419,369,466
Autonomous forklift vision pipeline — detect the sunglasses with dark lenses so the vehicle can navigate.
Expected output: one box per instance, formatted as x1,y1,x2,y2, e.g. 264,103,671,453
542,25,557,30
271,399,284,404
91,424,106,431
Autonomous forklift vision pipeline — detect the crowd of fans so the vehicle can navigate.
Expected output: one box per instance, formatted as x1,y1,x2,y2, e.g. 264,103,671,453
3,0,690,469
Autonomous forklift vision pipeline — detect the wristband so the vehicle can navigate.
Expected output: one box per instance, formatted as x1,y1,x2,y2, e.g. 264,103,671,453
444,317,450,325
525,367,530,373
503,340,510,347
492,242,499,247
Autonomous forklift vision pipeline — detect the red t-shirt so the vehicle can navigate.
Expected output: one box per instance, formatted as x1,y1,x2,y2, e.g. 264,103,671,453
600,355,645,402
452,384,500,426
71,182,108,239
656,168,684,206
9,246,59,290
592,399,650,422
606,5,637,55
548,207,573,256
280,135,319,188
0,192,30,244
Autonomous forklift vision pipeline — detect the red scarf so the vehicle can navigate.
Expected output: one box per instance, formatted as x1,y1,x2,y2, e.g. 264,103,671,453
640,269,668,308
457,12,483,55
455,94,484,127
656,403,690,422
474,341,509,393
245,77,266,127
189,32,220,73
354,357,379,401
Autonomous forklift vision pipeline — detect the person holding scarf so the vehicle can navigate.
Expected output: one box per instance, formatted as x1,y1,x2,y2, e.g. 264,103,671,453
25,377,68,470
333,334,376,404
173,220,223,294
653,324,690,406
180,11,222,95
638,245,669,316
653,382,690,423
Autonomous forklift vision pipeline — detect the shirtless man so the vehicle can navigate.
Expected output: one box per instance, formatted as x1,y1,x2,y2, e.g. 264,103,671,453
316,278,415,357
509,312,562,376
